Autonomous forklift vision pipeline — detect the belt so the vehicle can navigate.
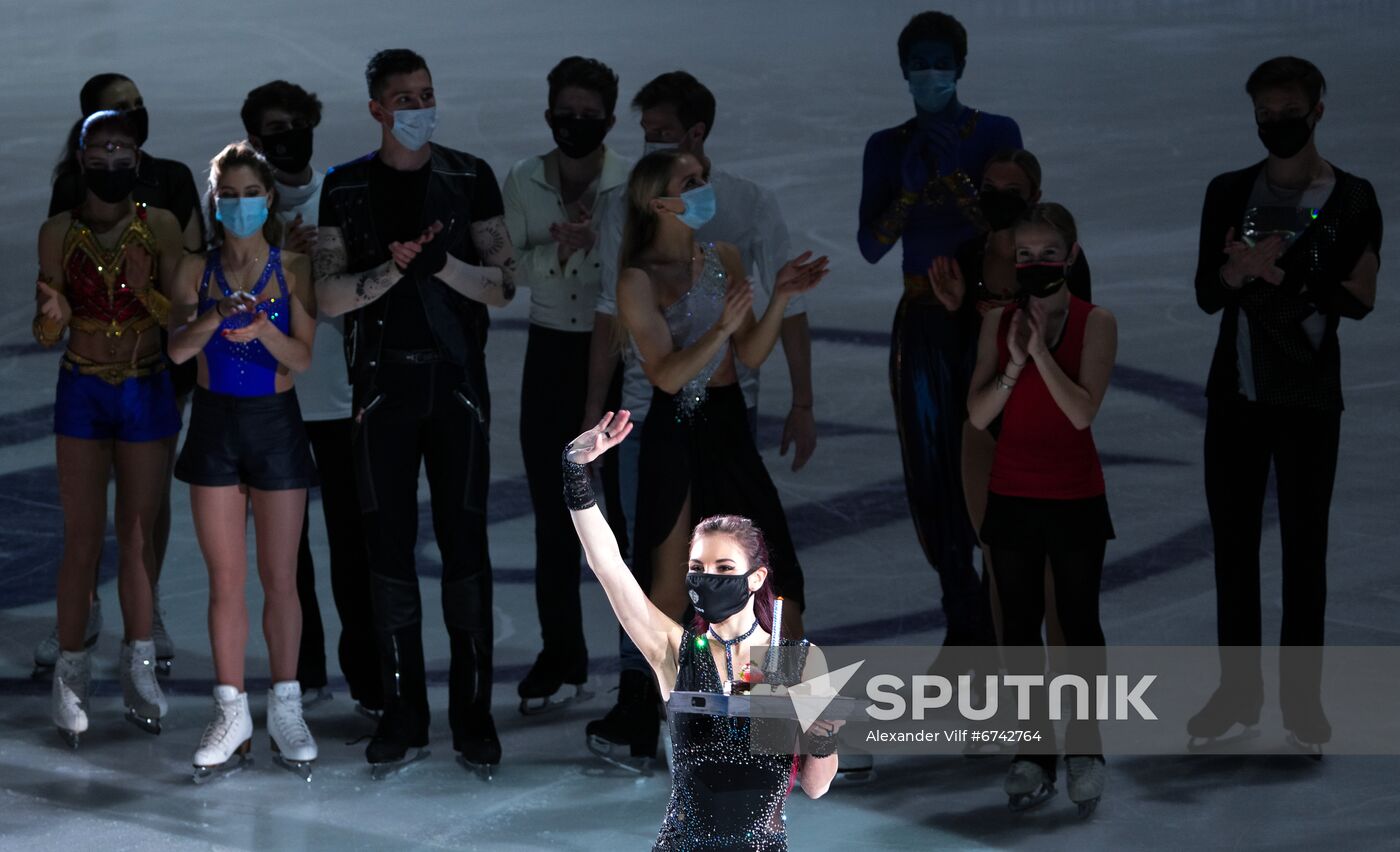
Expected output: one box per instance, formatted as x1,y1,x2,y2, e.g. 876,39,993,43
378,348,444,365
62,350,167,385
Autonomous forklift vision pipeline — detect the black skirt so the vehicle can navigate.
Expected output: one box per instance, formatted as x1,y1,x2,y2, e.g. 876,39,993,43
980,491,1115,552
632,384,805,610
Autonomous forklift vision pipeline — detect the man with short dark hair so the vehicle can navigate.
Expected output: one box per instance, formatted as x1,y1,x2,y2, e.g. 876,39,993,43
315,48,517,779
241,79,382,717
1189,56,1381,751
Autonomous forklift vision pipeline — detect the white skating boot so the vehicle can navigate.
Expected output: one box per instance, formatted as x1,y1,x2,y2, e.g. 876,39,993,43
1067,756,1106,818
150,585,174,676
52,649,92,748
119,639,168,734
192,685,253,783
34,599,102,679
268,681,318,781
1005,759,1056,812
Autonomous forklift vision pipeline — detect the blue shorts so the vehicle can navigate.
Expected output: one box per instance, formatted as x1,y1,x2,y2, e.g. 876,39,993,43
53,360,182,443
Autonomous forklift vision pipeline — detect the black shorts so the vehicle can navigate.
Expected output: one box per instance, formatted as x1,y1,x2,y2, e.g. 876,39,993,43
175,386,317,491
980,492,1115,551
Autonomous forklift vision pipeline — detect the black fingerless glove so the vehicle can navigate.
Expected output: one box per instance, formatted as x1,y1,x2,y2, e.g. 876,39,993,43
804,730,839,758
562,447,596,511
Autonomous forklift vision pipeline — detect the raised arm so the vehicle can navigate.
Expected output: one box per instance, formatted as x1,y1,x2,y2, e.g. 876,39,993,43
793,643,842,799
618,266,741,395
966,306,1016,430
732,245,828,371
313,225,404,317
565,412,683,673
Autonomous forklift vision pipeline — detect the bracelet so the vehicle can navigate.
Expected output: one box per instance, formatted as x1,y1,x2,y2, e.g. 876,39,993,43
995,372,1016,392
561,447,596,511
32,315,65,347
804,731,839,757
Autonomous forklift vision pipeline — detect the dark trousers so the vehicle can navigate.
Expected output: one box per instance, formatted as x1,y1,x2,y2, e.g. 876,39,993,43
295,417,381,707
356,361,493,744
1204,395,1340,712
519,325,590,680
991,539,1107,779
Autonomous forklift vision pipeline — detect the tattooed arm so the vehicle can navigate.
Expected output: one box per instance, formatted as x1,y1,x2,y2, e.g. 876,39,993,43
435,215,517,308
313,225,405,317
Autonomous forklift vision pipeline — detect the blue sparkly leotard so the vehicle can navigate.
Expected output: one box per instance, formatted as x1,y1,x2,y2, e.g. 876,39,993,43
198,246,291,397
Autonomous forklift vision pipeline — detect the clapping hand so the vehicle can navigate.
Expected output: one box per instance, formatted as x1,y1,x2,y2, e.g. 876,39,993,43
390,220,445,272
774,251,829,298
1007,310,1031,367
717,277,755,336
566,410,634,465
220,291,276,342
36,280,71,325
1222,227,1285,287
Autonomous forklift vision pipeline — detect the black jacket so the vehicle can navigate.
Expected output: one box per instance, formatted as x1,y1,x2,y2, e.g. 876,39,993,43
1195,160,1381,411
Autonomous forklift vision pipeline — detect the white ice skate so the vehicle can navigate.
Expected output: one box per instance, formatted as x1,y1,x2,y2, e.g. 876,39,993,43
192,685,253,783
150,585,174,676
52,649,92,749
119,639,168,734
33,599,102,680
268,681,318,782
1005,760,1056,812
1066,756,1106,818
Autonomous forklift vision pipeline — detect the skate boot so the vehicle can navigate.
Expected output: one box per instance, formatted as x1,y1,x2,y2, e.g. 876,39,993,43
1005,759,1056,812
1186,685,1262,750
585,669,660,774
119,639,168,734
455,714,501,781
192,685,254,783
518,649,591,716
1283,702,1330,761
52,649,92,749
354,702,384,723
150,585,174,676
34,599,103,680
367,704,431,781
268,681,318,781
1066,756,1106,818
299,685,334,709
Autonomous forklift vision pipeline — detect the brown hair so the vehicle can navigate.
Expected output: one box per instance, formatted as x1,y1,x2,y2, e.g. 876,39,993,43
689,515,778,635
205,141,283,248
984,148,1042,197
1016,201,1077,251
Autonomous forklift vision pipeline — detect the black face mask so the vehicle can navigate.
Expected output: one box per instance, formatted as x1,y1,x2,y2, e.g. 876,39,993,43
978,188,1029,231
84,166,138,203
1257,115,1314,160
260,126,314,174
550,115,609,160
124,107,150,148
1015,262,1069,300
686,570,756,625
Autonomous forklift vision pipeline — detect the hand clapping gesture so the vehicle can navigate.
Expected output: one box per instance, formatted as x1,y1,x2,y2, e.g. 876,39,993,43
566,410,634,465
774,251,830,299
716,277,755,337
37,279,71,326
1221,227,1285,287
390,220,445,272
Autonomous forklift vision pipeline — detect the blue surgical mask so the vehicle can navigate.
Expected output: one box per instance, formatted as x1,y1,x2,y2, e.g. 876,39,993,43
643,140,678,157
390,106,437,151
908,68,958,113
671,183,716,230
215,196,270,238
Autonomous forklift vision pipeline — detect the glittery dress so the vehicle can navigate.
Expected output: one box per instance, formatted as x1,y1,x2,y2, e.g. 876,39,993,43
655,630,810,852
629,246,806,609
197,246,291,397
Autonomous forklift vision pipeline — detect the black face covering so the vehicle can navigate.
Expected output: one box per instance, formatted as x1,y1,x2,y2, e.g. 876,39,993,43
260,126,314,174
978,188,1029,231
124,106,150,148
1257,115,1314,160
1014,262,1069,300
686,570,756,625
550,115,609,160
84,166,138,203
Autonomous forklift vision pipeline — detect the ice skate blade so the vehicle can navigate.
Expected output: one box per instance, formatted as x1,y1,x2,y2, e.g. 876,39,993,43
586,734,658,776
273,754,315,782
370,748,430,781
1285,732,1324,761
354,703,383,723
1075,797,1100,819
1008,784,1057,812
155,658,173,678
1186,725,1261,753
124,708,162,735
519,685,593,716
192,751,253,784
56,728,81,750
456,753,498,781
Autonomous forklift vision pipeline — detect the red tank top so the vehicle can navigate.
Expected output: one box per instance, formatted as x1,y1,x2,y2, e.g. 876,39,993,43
988,296,1105,500
62,204,158,333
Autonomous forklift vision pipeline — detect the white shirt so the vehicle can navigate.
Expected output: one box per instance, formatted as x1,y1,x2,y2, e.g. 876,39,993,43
593,167,803,417
503,147,631,331
275,170,352,422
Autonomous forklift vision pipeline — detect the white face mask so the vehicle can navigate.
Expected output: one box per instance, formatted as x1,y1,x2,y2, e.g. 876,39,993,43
390,106,437,151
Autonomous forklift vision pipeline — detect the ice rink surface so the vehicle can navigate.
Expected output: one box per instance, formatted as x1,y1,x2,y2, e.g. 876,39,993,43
2,0,1399,849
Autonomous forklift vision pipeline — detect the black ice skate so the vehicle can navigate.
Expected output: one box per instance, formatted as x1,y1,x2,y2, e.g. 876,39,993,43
366,705,431,781
585,669,660,775
455,716,502,782
1005,760,1056,812
1283,702,1330,761
518,650,591,716
1186,685,1262,751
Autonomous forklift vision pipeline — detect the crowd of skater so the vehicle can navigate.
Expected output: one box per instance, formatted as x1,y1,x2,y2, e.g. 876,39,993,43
25,8,1380,846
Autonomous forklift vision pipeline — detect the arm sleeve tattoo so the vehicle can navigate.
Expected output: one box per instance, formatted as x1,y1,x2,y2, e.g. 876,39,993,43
313,226,401,317
434,216,517,307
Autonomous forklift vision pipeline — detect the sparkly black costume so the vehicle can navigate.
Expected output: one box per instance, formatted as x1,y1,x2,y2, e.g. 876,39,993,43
655,629,810,852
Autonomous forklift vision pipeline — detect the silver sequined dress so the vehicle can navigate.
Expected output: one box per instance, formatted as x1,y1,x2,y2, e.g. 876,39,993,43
636,242,729,420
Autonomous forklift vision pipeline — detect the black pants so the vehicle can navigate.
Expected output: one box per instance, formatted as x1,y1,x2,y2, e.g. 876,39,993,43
1204,395,1340,711
519,325,590,680
356,360,493,744
295,417,381,707
988,503,1108,780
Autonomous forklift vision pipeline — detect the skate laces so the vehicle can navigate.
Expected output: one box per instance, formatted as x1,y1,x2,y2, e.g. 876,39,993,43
201,701,242,750
274,697,313,746
127,648,164,703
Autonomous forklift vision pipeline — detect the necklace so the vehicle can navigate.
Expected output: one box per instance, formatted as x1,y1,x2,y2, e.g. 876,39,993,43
222,251,264,296
708,619,761,682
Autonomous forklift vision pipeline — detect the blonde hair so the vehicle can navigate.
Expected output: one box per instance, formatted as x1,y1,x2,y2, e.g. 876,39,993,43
612,149,689,354
205,140,283,248
1016,201,1078,251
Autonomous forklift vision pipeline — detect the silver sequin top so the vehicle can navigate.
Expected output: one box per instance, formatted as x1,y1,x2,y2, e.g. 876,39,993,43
637,242,729,419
